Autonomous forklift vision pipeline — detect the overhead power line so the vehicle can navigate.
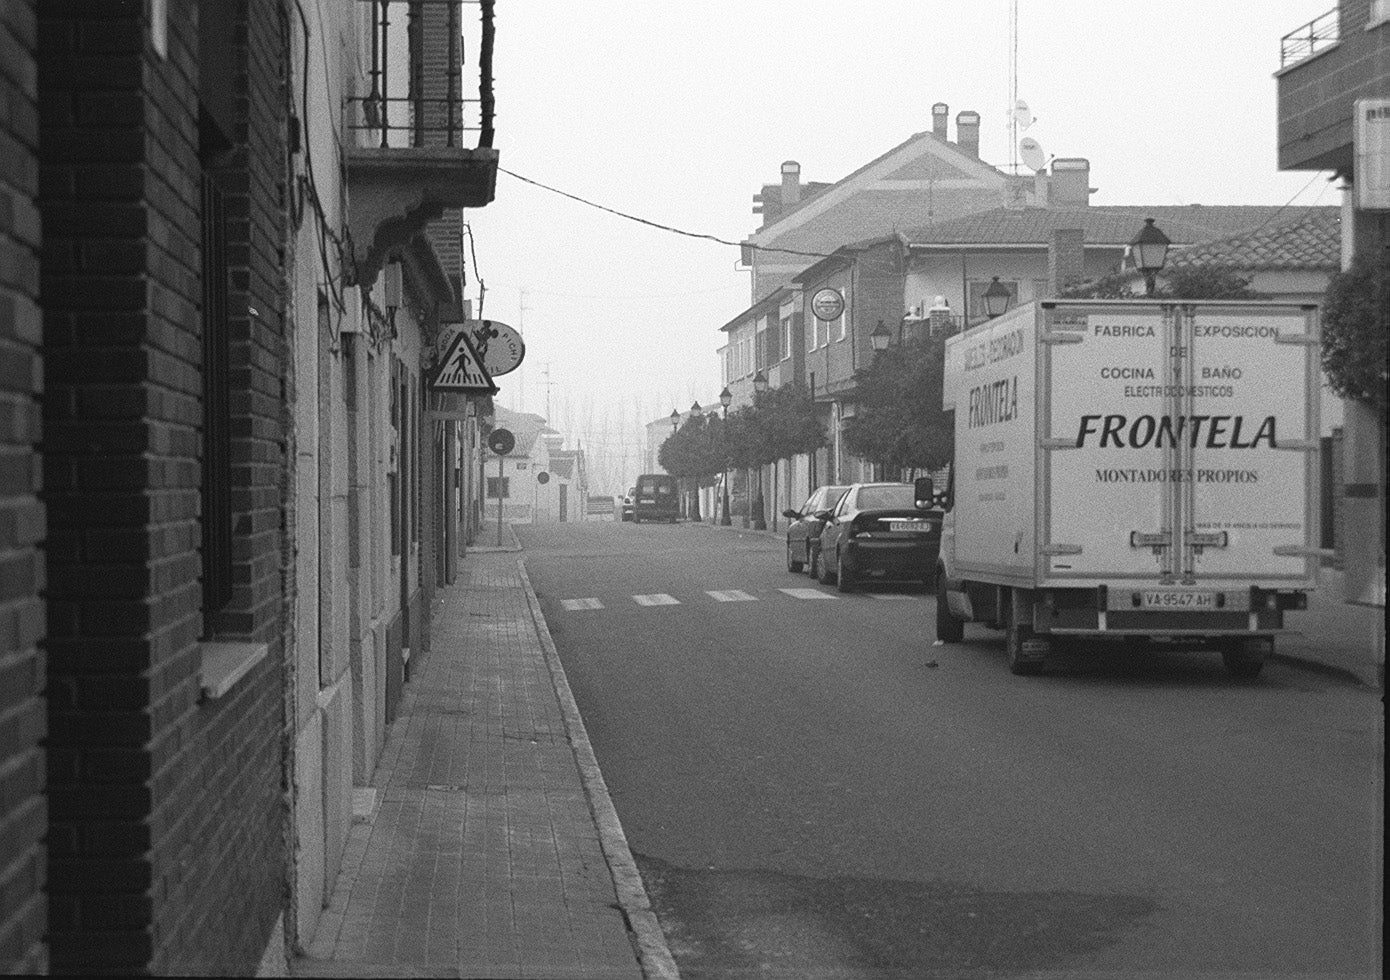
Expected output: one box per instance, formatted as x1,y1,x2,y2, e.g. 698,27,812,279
497,167,842,262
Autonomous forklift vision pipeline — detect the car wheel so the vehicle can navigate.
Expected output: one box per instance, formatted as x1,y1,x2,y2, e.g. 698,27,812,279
836,549,856,592
816,545,836,585
935,574,964,643
1220,637,1269,680
787,540,804,573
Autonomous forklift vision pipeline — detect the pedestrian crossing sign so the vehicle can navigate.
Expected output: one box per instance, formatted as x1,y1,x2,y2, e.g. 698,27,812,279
429,329,497,394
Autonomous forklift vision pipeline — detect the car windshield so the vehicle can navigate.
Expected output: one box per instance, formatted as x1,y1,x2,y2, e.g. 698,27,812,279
856,485,915,510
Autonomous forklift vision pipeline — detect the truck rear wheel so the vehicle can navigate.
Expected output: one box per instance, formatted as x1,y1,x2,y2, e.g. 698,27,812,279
935,574,964,643
1221,637,1270,680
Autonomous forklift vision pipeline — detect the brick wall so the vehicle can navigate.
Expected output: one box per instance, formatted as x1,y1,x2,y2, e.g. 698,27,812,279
37,0,287,972
0,0,46,973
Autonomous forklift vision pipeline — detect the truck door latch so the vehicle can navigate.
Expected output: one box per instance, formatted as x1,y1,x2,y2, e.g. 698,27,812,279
1188,531,1229,552
1130,531,1171,551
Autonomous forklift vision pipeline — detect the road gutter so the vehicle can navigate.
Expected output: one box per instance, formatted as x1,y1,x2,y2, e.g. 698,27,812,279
517,558,681,980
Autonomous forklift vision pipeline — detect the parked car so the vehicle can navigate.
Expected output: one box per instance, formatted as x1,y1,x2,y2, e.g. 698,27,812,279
815,482,941,592
631,473,679,523
620,488,635,522
782,484,849,574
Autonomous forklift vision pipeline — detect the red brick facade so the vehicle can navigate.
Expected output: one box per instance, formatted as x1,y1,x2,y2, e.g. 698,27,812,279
35,0,287,972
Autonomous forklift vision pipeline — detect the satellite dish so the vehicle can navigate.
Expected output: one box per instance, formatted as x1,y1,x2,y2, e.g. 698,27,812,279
1019,137,1047,173
1013,99,1034,130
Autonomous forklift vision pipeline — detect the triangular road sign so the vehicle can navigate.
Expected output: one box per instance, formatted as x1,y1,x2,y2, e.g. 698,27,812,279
430,329,497,394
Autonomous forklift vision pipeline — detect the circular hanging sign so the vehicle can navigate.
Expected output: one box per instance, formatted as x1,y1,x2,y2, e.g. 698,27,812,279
811,287,845,322
468,320,526,377
536,471,550,484
487,428,515,455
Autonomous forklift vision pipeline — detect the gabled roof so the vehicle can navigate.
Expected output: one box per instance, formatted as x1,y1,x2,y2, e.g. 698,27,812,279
748,130,1011,252
903,205,1340,249
1165,209,1340,270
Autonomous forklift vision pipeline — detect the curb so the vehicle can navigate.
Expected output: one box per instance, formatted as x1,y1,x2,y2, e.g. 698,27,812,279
516,558,681,980
1269,652,1381,692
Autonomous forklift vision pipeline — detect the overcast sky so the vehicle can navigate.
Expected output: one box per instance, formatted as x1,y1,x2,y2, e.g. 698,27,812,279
463,1,1335,467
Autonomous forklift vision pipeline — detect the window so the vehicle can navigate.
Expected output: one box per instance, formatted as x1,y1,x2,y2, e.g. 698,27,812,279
487,476,511,498
755,327,769,370
836,307,847,342
200,173,232,617
780,314,792,360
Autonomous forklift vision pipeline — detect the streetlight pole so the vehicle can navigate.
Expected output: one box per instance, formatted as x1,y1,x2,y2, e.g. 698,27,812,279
751,371,768,531
688,402,702,522
719,386,732,525
668,408,679,517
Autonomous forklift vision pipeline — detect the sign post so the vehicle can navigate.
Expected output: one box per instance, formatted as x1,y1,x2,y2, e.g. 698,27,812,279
487,427,515,547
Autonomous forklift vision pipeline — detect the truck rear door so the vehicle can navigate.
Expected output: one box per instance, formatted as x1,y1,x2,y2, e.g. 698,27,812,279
1040,301,1176,582
1040,301,1319,588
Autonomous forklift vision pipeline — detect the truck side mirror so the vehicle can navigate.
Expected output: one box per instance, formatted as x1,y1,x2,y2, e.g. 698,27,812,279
914,477,934,509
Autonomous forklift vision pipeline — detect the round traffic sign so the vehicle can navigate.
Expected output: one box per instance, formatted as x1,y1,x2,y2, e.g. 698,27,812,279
536,471,550,484
811,287,845,322
487,428,515,455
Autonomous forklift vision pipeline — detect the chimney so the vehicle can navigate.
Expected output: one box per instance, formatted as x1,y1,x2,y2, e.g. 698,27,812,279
1050,158,1092,207
956,110,980,158
1048,228,1086,296
931,102,949,141
781,160,801,207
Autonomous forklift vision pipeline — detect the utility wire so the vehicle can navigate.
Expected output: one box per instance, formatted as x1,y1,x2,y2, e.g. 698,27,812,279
497,167,843,262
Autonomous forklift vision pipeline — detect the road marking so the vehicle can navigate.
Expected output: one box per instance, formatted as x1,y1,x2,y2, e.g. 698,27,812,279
706,590,757,602
632,594,680,606
778,588,837,600
560,598,603,611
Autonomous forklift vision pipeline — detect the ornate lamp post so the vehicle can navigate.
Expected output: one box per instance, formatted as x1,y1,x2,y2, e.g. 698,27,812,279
751,371,768,531
983,276,1013,318
687,402,702,521
718,386,732,525
1130,217,1171,296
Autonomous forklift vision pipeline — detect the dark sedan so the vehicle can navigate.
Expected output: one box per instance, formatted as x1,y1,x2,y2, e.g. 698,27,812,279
782,485,849,575
815,482,941,592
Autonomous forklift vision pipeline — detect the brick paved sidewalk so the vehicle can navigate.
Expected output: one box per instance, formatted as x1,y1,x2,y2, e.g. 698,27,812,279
296,552,677,979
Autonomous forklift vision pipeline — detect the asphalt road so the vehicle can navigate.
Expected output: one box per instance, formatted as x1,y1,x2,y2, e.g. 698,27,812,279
518,520,1383,979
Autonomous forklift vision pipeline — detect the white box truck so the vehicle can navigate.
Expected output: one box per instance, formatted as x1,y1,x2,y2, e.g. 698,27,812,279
931,299,1323,677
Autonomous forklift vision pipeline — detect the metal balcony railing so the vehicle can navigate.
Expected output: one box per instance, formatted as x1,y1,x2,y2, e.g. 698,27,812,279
349,0,495,150
1280,6,1339,68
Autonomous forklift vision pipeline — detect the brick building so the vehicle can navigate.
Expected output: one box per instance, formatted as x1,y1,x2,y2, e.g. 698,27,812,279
1275,0,1387,613
0,0,498,973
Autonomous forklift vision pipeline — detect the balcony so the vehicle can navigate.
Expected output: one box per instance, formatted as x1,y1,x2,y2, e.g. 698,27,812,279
1279,7,1339,69
1276,2,1388,173
346,0,499,287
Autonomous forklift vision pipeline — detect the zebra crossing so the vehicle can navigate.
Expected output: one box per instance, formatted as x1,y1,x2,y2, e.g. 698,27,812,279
555,587,924,612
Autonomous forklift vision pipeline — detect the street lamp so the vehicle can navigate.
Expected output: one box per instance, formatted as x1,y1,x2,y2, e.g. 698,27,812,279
718,386,732,526
1130,217,1171,297
750,372,768,530
983,276,1013,318
669,408,679,434
870,319,892,352
687,403,702,521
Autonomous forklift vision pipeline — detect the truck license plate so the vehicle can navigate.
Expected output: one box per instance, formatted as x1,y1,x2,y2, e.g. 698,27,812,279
1141,590,1216,609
